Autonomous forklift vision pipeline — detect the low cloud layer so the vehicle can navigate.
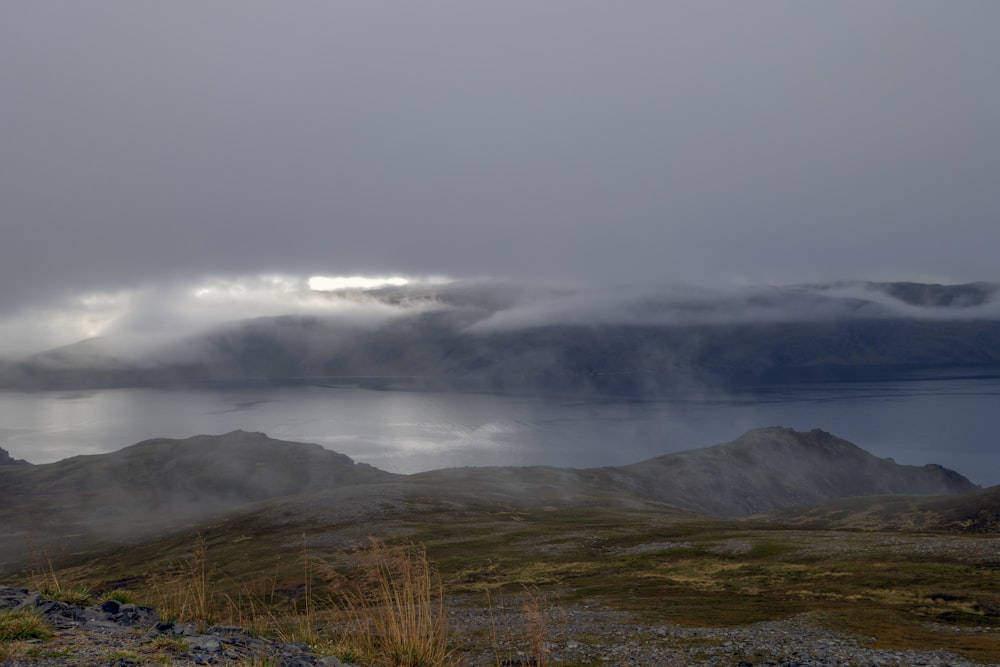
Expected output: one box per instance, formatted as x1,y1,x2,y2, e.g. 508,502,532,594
1,274,997,361
0,274,443,359
468,280,1000,332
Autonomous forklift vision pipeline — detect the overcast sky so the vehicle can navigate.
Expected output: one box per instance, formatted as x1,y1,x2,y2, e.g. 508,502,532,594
2,1,999,317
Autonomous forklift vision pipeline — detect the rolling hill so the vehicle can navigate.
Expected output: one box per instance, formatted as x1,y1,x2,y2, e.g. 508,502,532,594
0,427,979,572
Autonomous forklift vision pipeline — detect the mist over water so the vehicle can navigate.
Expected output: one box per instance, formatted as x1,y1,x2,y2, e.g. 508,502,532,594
1,377,998,486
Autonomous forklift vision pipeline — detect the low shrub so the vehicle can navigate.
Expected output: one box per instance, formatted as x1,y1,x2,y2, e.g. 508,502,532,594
0,608,53,642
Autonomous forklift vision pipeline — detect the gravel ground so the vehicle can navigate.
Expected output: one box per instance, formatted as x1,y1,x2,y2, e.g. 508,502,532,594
446,592,995,667
2,586,996,666
0,587,344,667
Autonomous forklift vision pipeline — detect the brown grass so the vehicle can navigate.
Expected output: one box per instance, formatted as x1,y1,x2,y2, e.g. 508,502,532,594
0,608,53,642
11,501,1000,665
108,534,453,666
321,538,452,667
145,532,215,630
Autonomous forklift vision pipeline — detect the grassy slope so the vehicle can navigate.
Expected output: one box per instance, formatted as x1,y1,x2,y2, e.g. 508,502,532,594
9,489,1000,665
760,485,1000,533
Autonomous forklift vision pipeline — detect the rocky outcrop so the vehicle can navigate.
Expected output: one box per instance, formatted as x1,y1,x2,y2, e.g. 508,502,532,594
0,587,347,666
0,446,29,466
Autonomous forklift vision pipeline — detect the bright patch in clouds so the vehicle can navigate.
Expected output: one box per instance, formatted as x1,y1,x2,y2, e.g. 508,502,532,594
192,274,306,300
0,274,444,359
308,275,410,291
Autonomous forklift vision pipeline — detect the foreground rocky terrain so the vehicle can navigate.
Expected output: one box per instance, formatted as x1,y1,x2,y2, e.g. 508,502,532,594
0,586,343,666
2,585,992,667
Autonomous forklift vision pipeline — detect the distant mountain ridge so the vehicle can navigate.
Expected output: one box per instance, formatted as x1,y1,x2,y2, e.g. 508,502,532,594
0,427,978,569
412,427,976,517
602,427,976,516
2,280,999,393
0,429,393,513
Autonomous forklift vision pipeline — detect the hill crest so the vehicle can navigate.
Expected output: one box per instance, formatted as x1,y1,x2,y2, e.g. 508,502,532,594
591,426,977,517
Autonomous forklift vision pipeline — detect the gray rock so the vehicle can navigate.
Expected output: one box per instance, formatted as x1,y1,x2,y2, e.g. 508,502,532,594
13,592,41,611
0,446,29,466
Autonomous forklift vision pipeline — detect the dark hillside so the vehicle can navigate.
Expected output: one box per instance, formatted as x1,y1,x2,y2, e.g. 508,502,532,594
597,427,977,516
0,431,396,567
0,427,979,571
4,281,1000,393
764,483,1000,532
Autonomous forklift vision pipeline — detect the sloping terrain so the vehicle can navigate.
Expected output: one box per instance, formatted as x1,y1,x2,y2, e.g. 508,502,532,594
0,431,395,567
2,430,394,506
412,427,977,518
601,426,977,516
0,427,977,571
763,483,1000,532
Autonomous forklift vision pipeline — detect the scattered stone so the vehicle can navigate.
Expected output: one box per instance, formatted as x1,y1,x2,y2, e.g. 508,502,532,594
445,593,989,667
1,586,993,666
0,586,348,666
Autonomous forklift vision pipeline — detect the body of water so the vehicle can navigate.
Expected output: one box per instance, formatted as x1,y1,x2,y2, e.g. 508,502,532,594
1,378,998,486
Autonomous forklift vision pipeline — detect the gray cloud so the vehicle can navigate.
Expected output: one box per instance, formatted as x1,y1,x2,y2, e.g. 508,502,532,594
2,275,998,361
2,2,999,315
0,274,442,358
468,281,1000,332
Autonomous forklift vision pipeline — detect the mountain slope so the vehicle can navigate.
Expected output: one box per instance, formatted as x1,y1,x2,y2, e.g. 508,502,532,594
3,429,394,504
0,430,396,566
0,427,979,570
410,427,977,518
763,484,1000,532
598,427,977,516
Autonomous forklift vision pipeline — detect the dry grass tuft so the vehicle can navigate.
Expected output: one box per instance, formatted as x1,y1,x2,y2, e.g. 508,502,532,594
119,533,455,666
146,532,215,630
26,546,93,605
483,586,562,667
0,608,53,642
322,537,453,667
522,588,555,667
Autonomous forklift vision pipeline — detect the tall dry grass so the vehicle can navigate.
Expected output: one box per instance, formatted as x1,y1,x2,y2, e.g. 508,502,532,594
17,533,593,666
485,585,558,667
136,534,453,666
522,588,554,667
147,532,214,630
27,547,93,606
322,537,452,667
